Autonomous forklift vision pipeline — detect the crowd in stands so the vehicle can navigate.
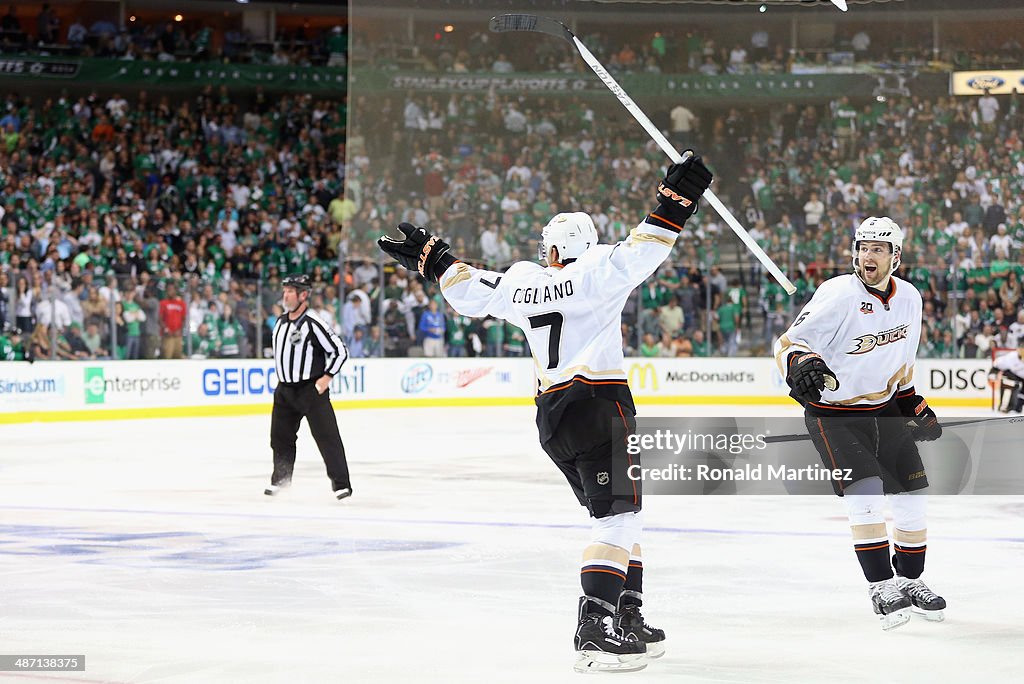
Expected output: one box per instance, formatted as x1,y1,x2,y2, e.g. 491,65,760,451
2,12,1024,363
0,4,348,67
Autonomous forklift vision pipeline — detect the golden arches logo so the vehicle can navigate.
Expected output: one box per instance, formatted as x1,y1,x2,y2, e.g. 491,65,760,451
628,363,658,391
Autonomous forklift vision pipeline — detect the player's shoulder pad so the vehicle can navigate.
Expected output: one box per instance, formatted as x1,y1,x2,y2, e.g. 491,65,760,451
572,243,616,267
506,260,544,278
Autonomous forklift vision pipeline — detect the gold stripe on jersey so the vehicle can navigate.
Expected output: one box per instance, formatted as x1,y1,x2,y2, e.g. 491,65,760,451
773,333,811,376
820,364,907,406
536,362,626,390
626,227,675,248
440,262,472,291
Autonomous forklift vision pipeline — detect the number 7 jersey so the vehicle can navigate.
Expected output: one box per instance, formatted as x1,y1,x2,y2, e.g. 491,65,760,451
438,217,680,442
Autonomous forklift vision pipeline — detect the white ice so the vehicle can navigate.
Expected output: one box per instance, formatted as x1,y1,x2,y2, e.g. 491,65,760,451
1,405,1021,683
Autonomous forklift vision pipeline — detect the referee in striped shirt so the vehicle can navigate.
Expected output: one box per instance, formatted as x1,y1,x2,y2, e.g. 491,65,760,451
266,274,353,500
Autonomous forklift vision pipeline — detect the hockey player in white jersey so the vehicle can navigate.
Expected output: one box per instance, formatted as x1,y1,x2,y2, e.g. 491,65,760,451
773,216,947,630
379,155,713,672
990,345,1024,412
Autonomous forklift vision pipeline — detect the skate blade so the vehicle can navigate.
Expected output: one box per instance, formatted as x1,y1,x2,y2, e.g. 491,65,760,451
879,607,911,631
645,642,666,659
573,651,647,674
913,606,945,622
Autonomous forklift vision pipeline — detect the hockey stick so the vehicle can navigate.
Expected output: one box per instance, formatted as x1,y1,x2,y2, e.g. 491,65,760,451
763,416,1016,444
489,14,797,296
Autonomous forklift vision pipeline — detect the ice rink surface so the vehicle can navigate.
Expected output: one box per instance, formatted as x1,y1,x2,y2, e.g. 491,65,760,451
2,404,1022,683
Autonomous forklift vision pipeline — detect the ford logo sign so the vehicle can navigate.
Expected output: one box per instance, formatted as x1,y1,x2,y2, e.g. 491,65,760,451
401,363,433,394
966,76,1004,90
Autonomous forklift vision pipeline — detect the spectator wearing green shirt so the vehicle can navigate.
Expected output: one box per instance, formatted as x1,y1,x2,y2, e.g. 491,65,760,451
639,277,669,338
191,322,220,359
447,313,470,357
121,288,145,359
218,305,245,358
327,26,347,68
639,333,659,358
717,296,741,356
82,322,109,359
484,317,504,357
504,325,526,357
689,328,712,357
0,323,27,360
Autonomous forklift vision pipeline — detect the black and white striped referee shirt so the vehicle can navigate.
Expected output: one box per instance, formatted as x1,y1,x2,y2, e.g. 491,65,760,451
272,309,348,385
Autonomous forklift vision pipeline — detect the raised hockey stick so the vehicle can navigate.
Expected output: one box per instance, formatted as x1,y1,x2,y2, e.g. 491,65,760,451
490,14,797,296
763,416,1015,444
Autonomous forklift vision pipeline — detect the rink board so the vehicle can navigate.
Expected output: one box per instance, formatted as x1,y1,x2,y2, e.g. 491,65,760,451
0,357,991,423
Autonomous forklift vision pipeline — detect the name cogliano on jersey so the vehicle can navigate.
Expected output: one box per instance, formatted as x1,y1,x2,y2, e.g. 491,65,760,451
512,281,574,304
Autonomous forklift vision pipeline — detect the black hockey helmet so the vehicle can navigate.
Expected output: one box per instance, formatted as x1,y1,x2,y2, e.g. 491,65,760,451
282,274,312,291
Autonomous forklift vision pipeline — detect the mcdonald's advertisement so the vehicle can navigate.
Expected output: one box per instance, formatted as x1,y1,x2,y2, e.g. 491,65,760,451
626,358,772,399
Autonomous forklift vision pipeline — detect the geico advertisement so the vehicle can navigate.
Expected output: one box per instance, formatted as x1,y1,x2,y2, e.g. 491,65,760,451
626,359,771,396
396,359,530,396
201,362,368,401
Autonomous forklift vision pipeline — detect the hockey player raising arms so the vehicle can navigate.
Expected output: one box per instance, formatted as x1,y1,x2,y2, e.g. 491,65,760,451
773,217,946,630
379,155,712,672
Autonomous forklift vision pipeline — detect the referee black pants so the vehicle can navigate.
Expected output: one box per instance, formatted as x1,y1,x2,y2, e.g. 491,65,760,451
270,382,351,490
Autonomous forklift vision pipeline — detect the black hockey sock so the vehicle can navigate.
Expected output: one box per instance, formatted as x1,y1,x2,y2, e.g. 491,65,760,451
854,540,894,583
621,557,643,607
893,548,926,580
893,528,926,579
581,562,627,616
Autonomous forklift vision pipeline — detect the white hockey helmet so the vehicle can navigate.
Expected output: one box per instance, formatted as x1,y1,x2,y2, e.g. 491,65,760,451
540,212,598,265
853,216,903,284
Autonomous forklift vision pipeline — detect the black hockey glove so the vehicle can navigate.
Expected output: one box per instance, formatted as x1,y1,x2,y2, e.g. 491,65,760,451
650,154,713,228
896,391,942,442
786,351,839,405
377,222,457,282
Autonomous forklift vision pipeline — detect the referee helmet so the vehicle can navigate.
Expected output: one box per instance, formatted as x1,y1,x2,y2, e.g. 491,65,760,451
282,274,312,291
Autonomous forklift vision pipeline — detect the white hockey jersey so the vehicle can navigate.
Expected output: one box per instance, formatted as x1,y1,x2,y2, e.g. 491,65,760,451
773,274,923,409
993,349,1024,377
439,217,679,440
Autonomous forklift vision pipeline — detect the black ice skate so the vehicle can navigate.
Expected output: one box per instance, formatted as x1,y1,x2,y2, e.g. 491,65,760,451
615,597,666,659
334,487,352,501
896,576,946,622
868,578,912,631
574,597,647,673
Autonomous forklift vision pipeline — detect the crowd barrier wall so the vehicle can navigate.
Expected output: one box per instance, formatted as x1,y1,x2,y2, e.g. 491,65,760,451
0,357,991,423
